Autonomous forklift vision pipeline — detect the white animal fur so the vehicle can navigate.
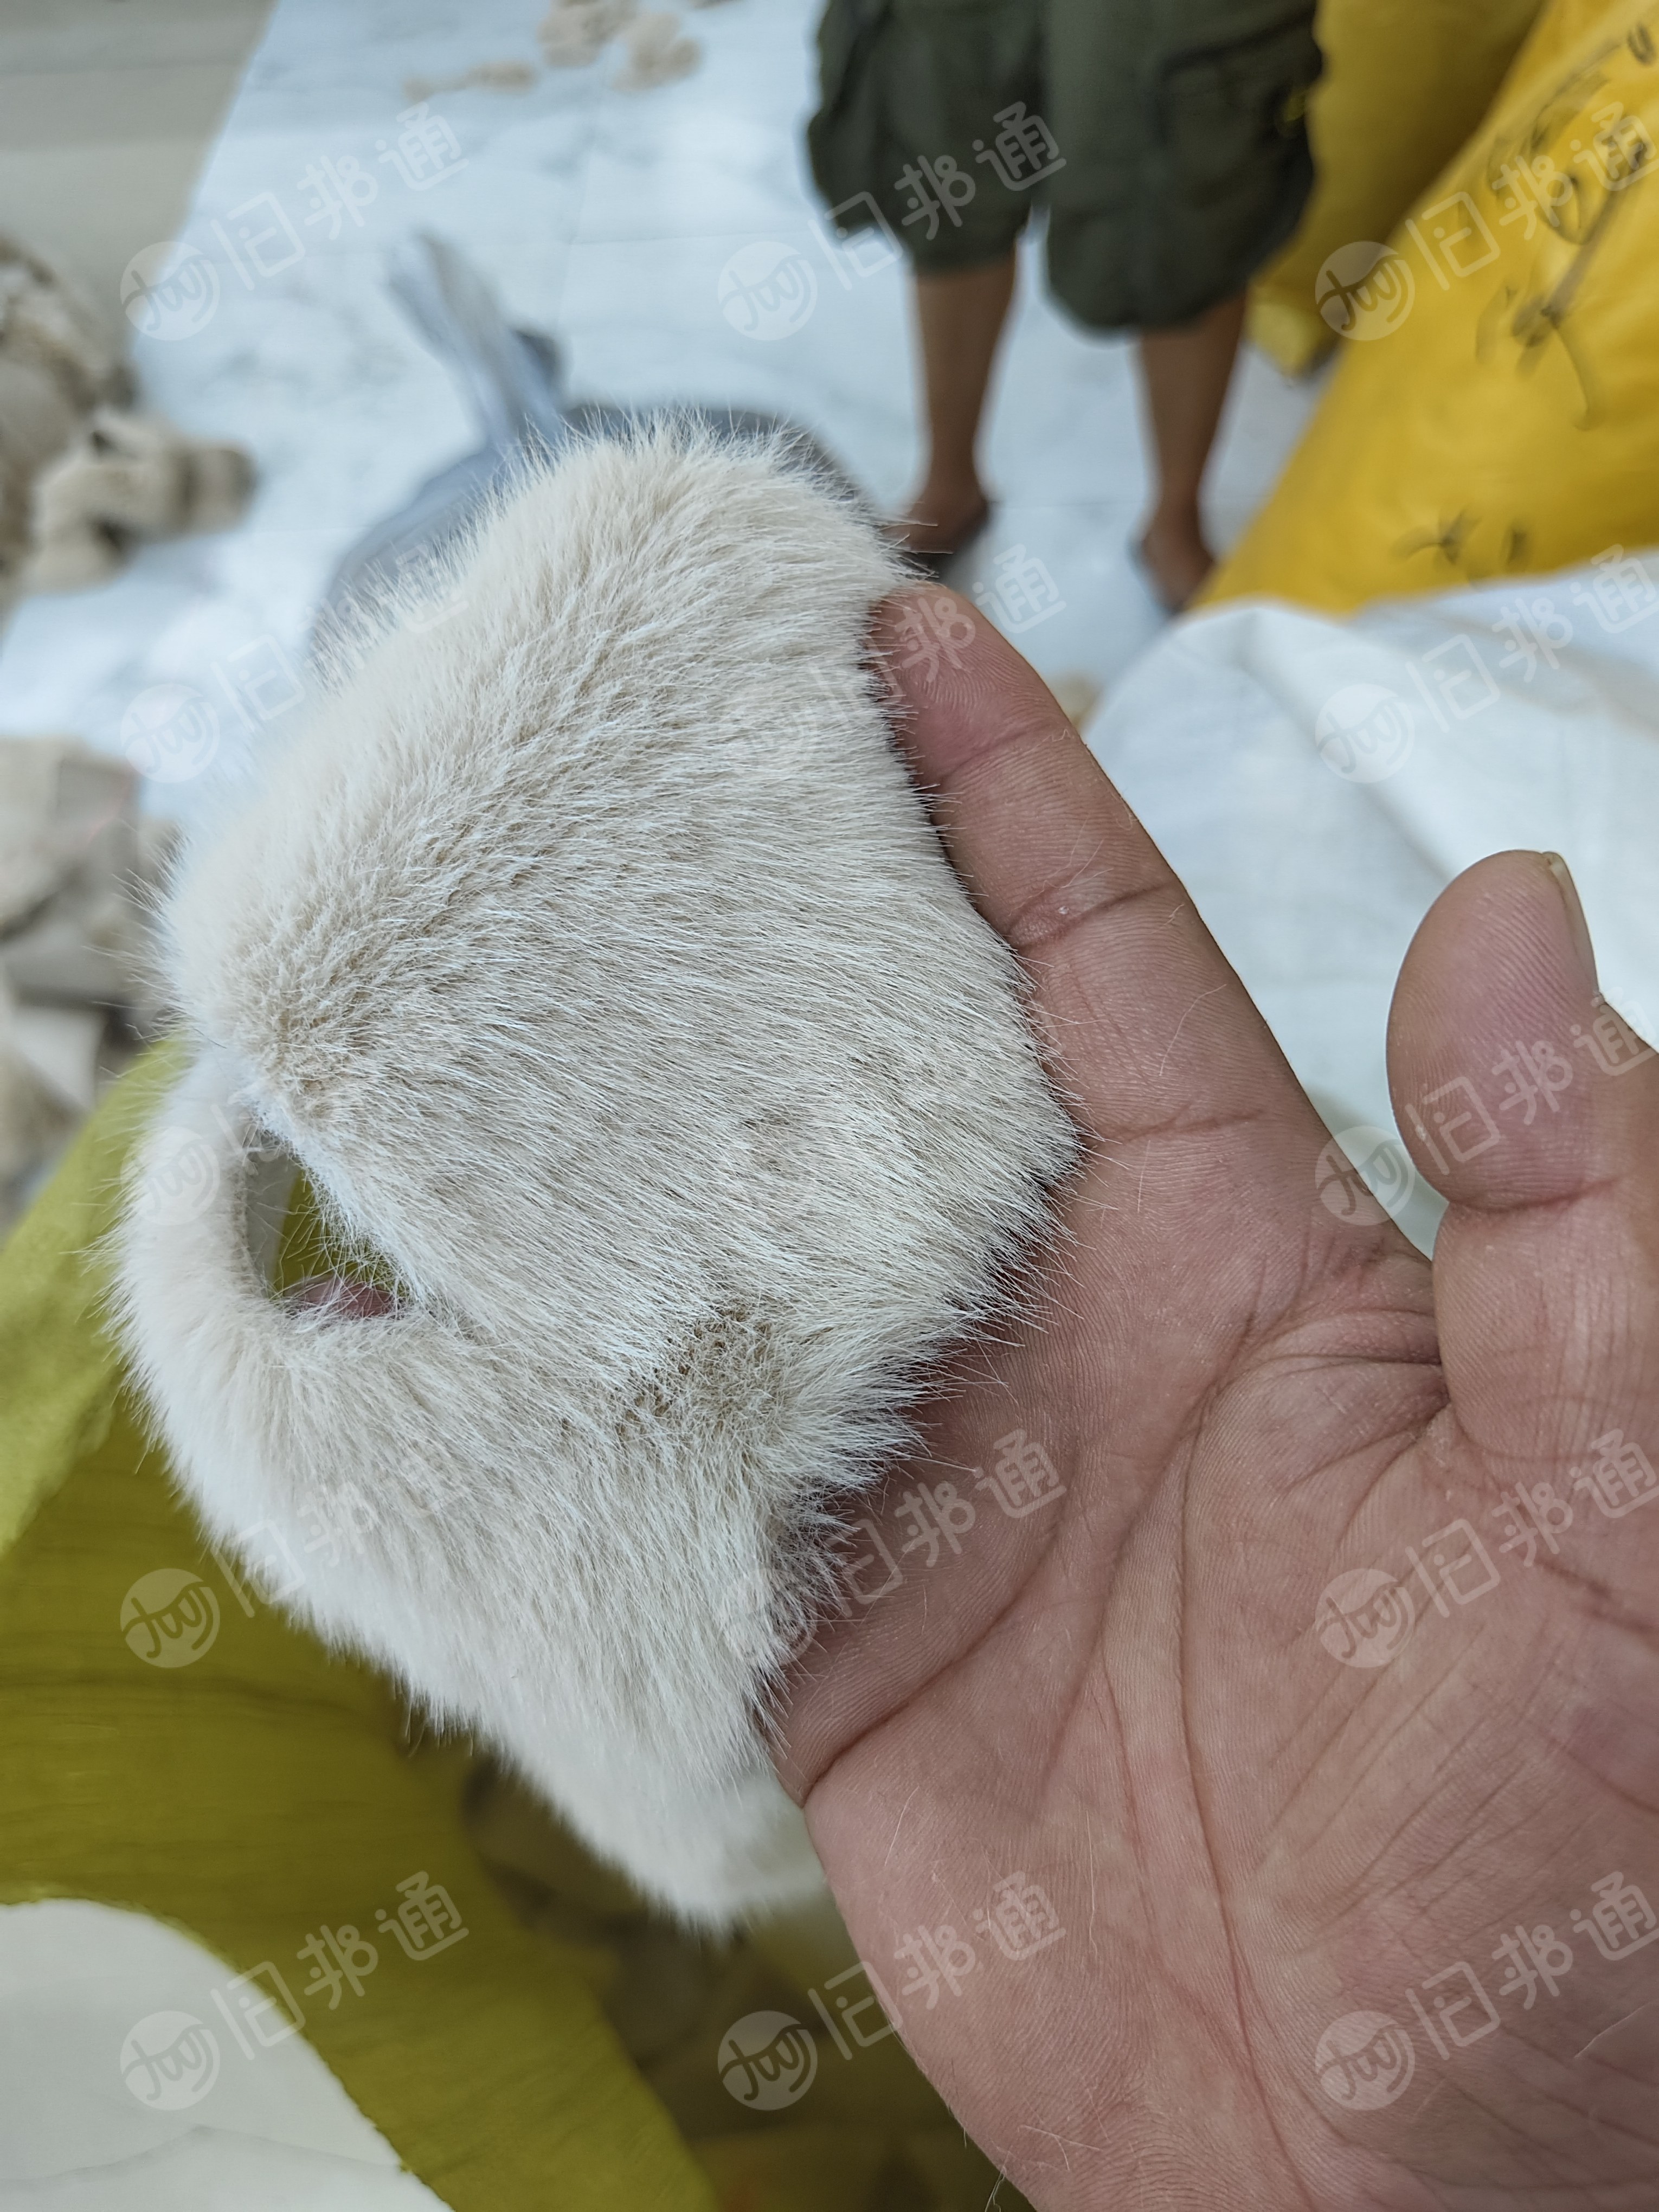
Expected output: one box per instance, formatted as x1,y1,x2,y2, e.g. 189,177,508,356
115,428,1075,1923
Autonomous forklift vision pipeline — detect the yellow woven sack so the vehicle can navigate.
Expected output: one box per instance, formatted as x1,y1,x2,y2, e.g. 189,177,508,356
1211,0,1659,611
1249,0,1546,376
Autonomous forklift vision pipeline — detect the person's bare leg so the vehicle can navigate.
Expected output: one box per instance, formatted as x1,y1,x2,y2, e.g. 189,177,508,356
891,252,1016,557
1134,288,1248,610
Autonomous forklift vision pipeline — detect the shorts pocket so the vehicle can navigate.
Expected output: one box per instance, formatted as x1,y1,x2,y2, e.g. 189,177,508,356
1158,9,1323,211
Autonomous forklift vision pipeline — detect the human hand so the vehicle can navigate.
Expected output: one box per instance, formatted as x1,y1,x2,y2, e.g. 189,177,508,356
776,589,1659,2209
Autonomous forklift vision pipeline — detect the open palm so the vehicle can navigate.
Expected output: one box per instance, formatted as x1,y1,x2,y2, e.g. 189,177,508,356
776,591,1659,2210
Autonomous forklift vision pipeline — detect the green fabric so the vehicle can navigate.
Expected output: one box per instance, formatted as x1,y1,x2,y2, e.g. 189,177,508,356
0,1049,1033,2210
808,0,1322,329
0,1039,185,1559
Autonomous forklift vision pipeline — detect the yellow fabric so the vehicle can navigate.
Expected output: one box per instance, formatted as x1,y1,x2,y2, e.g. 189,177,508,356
1212,0,1659,610
0,1049,1027,2211
0,1042,183,1557
1248,0,1546,375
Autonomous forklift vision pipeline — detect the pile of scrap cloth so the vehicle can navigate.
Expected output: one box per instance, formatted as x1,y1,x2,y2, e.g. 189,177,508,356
1081,548,1659,1252
0,738,169,1234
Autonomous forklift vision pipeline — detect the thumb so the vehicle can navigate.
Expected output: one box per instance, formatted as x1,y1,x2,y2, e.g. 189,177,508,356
1386,849,1659,1469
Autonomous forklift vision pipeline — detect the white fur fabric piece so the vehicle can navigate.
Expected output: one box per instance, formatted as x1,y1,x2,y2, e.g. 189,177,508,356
115,428,1075,1923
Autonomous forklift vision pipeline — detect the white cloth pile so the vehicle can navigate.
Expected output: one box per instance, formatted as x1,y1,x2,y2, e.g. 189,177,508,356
1083,552,1659,1247
0,736,175,1229
0,233,254,622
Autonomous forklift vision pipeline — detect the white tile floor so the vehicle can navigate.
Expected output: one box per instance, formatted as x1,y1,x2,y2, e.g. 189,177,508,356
0,0,1323,828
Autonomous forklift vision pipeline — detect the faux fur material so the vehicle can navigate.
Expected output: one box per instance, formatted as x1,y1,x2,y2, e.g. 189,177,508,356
115,429,1076,1922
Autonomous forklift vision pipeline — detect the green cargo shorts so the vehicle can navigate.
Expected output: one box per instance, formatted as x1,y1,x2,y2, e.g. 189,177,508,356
807,0,1322,331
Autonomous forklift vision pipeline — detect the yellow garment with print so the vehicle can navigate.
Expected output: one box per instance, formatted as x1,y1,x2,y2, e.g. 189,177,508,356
1248,0,1546,375
1212,0,1659,610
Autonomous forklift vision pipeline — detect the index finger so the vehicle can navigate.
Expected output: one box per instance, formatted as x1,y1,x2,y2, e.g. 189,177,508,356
873,586,1317,1159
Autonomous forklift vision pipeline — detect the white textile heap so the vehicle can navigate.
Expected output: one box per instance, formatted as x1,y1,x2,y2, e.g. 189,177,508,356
1084,553,1659,1247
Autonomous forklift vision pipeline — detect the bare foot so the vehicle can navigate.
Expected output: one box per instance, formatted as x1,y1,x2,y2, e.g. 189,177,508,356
882,484,992,563
1134,511,1216,613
